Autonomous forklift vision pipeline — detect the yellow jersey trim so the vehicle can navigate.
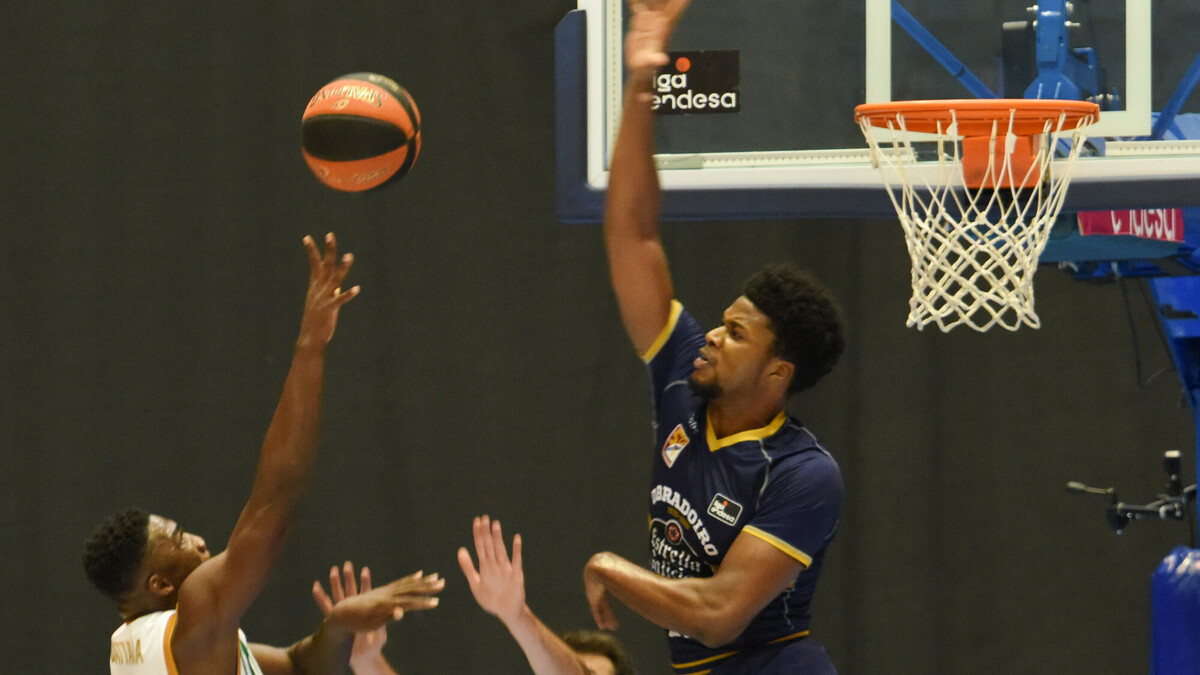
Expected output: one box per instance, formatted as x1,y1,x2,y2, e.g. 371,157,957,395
641,300,684,363
769,629,811,644
743,525,813,567
164,611,180,675
672,648,740,669
707,410,786,451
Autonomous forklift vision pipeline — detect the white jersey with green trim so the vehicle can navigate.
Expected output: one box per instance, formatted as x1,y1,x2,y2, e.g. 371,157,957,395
109,609,264,675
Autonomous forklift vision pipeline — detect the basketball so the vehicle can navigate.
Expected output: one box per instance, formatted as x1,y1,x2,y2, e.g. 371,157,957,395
301,72,421,192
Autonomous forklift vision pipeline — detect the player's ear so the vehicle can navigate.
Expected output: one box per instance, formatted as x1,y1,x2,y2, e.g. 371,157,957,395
767,357,794,387
147,573,176,598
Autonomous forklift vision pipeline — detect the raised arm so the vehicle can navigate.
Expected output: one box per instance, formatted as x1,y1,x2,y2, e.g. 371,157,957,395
173,234,360,668
457,516,593,675
583,532,804,648
603,0,692,354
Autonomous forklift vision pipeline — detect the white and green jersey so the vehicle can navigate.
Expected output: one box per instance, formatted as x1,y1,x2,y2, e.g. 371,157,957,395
109,610,263,675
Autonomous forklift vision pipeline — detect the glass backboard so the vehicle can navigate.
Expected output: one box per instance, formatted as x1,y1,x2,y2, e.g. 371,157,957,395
555,0,1200,222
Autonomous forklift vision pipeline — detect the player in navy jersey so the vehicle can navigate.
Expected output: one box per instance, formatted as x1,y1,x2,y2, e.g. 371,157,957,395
582,2,846,673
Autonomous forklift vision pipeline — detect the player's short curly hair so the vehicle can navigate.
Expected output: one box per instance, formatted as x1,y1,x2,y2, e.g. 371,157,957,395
83,507,150,600
561,630,635,675
742,264,845,396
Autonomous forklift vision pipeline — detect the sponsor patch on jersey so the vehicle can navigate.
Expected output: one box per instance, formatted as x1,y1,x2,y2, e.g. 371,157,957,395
707,493,743,527
661,424,689,467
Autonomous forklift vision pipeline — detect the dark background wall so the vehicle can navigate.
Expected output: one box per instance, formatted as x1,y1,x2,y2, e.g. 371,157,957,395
1,1,1195,673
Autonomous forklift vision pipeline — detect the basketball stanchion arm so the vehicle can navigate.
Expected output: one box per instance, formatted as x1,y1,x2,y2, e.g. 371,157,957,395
1105,488,1195,535
1068,451,1196,539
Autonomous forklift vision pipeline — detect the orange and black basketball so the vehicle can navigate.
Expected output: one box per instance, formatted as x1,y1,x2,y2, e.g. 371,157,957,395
301,72,421,192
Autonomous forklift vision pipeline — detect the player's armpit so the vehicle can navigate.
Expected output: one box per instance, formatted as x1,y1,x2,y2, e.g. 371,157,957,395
249,644,297,675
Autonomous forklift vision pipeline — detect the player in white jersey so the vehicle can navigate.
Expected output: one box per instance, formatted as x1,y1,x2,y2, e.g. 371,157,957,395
85,234,443,674
108,609,264,675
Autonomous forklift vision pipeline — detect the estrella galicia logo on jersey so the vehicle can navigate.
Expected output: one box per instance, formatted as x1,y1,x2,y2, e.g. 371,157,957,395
650,518,710,578
707,493,743,527
652,50,740,115
661,424,689,467
666,520,683,544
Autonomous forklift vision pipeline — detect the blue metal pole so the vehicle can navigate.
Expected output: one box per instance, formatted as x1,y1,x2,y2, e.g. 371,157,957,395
1152,51,1200,140
891,0,997,99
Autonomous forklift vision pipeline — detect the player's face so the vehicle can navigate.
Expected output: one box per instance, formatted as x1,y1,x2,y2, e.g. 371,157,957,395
690,296,779,400
576,652,617,675
145,514,211,586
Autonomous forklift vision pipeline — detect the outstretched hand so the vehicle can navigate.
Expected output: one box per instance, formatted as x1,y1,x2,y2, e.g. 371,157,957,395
318,565,444,635
624,0,693,78
313,562,390,664
456,515,526,626
298,233,360,349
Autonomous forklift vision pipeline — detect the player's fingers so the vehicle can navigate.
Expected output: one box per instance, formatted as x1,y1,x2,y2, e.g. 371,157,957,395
303,236,321,277
312,581,334,614
399,595,441,610
590,600,607,629
328,566,345,604
409,572,443,592
511,533,523,571
475,515,495,567
457,547,481,585
330,252,354,288
415,569,448,586
597,598,619,631
490,519,511,568
322,232,338,269
342,560,359,596
400,575,444,598
330,284,361,308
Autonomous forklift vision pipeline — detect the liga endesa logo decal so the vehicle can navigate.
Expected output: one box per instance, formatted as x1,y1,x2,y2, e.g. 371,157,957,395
652,50,740,114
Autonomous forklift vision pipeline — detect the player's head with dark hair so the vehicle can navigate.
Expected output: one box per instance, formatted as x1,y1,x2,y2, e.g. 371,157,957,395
84,509,211,615
83,507,151,600
561,630,634,675
741,263,845,396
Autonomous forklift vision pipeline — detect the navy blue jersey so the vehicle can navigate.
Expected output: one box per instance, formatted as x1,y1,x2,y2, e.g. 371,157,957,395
642,302,843,674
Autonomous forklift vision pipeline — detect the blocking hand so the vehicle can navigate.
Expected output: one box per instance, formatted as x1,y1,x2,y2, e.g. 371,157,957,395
456,515,526,626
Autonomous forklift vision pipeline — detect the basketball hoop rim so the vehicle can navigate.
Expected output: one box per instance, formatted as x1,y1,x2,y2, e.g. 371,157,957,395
854,99,1100,136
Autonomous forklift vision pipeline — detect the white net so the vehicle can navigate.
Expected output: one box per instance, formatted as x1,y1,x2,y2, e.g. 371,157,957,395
859,107,1095,332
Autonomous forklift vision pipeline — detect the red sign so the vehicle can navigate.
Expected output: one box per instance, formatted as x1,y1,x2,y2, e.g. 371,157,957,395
1077,209,1185,242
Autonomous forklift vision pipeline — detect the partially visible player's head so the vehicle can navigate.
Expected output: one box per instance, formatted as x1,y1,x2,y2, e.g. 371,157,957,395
561,630,634,675
84,508,211,615
740,263,844,396
83,508,150,600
